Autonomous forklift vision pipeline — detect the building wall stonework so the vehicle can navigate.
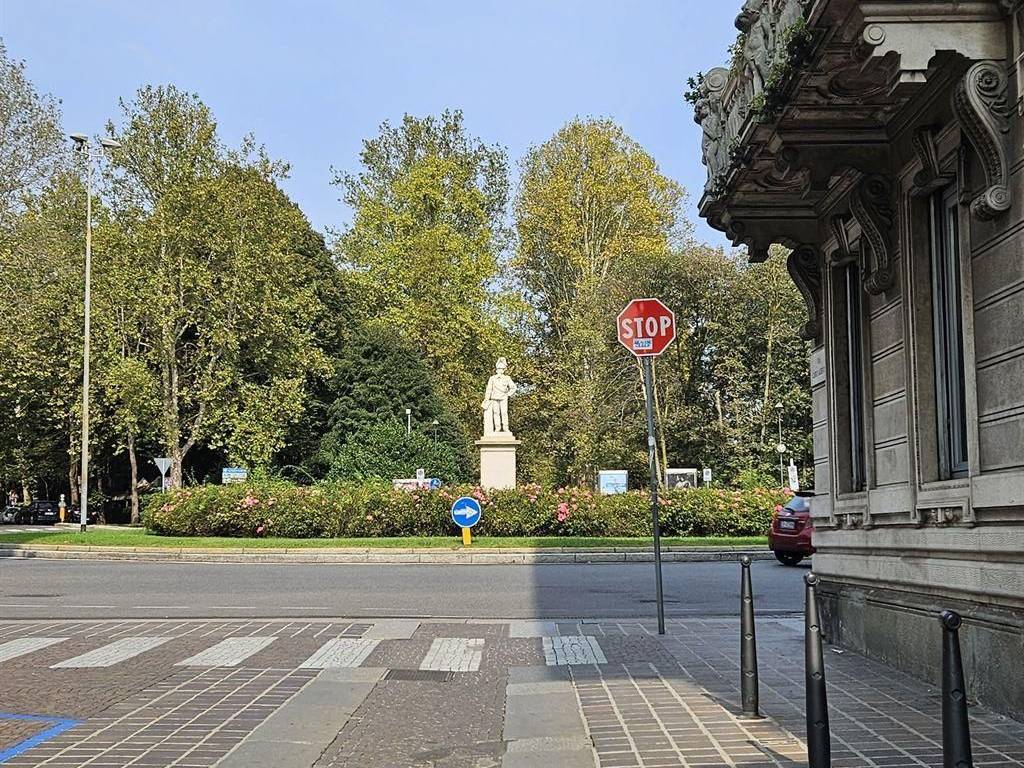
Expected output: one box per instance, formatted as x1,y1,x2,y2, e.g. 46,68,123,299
695,0,1024,721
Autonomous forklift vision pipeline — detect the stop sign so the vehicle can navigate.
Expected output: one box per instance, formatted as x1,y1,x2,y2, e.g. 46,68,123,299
617,298,676,357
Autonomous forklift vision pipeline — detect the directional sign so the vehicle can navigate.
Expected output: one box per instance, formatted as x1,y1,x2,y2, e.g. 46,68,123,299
450,496,482,529
616,298,676,357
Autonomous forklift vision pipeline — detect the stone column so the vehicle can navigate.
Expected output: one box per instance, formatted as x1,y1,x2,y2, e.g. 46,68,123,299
476,434,520,490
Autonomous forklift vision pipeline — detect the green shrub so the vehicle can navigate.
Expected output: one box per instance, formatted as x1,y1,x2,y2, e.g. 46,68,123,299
143,481,788,539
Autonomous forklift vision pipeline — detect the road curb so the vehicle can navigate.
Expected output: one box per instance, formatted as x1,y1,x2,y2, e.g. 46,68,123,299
0,543,774,565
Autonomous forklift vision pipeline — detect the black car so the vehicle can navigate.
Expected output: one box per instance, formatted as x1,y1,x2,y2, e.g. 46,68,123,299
1,500,62,525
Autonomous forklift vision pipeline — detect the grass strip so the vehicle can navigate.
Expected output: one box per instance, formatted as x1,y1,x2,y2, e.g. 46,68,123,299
0,529,766,549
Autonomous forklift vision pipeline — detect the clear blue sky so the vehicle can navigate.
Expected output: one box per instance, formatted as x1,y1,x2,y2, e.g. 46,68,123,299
0,0,736,246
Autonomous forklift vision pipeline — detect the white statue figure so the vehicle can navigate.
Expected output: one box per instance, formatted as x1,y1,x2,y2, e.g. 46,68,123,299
482,357,517,436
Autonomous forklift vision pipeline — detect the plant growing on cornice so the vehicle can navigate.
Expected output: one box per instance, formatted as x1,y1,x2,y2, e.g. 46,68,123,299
683,72,706,106
728,32,748,77
750,18,813,122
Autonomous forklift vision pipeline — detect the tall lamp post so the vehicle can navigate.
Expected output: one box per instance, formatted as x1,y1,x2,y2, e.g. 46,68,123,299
69,132,121,533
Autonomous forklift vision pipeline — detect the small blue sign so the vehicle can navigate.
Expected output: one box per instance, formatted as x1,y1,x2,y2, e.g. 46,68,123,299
451,496,482,529
428,478,442,490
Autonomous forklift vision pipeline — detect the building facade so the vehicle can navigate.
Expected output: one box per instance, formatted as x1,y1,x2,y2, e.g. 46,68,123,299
694,0,1024,718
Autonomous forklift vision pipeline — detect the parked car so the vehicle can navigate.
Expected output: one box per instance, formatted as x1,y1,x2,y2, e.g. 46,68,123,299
768,492,815,566
1,500,62,525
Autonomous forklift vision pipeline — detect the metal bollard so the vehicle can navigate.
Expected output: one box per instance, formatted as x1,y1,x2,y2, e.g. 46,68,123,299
941,610,974,768
740,555,761,718
805,573,831,768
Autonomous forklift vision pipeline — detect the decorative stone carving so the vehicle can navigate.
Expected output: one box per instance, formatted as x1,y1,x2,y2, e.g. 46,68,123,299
786,245,822,342
694,0,812,199
910,126,954,195
749,146,810,193
952,61,1012,220
849,175,896,294
829,214,854,265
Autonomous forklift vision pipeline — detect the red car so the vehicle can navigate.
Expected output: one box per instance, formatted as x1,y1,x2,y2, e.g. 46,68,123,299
768,493,815,566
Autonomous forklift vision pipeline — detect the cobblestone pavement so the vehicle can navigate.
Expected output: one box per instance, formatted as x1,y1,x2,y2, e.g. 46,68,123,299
0,617,1021,766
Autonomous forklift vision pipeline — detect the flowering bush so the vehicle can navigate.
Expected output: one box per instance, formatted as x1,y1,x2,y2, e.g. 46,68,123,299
143,480,787,539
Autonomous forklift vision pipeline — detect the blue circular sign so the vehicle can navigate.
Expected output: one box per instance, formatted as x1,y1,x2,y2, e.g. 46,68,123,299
451,496,482,529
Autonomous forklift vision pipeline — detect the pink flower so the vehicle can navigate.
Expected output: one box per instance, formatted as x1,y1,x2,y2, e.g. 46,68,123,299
240,494,259,508
255,524,265,536
774,504,783,513
557,511,568,522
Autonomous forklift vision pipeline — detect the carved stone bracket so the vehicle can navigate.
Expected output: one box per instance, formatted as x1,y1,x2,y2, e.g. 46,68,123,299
952,61,1012,220
849,175,896,294
829,214,854,266
786,245,822,342
910,126,955,196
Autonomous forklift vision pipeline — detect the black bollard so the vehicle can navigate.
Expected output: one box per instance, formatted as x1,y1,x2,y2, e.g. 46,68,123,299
941,610,974,768
805,573,831,768
740,555,761,718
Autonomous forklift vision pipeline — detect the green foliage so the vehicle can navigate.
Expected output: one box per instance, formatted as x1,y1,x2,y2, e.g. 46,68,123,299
514,118,685,485
143,480,789,539
317,420,470,484
334,110,522,441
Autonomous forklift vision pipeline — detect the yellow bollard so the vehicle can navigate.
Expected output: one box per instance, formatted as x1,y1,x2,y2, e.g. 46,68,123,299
462,527,472,546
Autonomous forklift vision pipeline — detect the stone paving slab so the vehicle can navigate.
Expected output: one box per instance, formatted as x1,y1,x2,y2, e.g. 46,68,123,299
0,617,1022,767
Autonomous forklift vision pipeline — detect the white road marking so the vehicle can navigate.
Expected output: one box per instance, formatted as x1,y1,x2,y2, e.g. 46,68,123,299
51,636,171,668
543,635,607,666
300,638,380,669
420,637,484,672
0,636,68,663
176,636,276,666
508,620,559,638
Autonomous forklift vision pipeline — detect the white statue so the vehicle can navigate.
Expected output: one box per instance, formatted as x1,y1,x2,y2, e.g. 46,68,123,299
482,357,517,435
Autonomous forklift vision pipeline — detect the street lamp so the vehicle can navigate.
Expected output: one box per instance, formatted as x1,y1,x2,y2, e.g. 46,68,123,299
431,419,439,443
405,408,412,436
70,132,121,533
775,401,786,487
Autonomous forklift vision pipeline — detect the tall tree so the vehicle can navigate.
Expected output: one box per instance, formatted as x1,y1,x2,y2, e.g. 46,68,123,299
514,118,684,484
334,110,519,439
107,86,329,485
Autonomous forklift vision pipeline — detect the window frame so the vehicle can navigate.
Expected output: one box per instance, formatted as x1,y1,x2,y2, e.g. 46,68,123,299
929,184,969,479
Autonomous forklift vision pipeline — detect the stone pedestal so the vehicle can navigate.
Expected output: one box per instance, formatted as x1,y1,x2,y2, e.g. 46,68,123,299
476,434,520,490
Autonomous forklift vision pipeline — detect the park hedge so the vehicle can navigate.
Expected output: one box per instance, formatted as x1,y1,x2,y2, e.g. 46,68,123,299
142,481,788,539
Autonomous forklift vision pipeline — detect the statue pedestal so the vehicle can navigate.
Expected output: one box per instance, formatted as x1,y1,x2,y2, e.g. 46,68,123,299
476,434,520,490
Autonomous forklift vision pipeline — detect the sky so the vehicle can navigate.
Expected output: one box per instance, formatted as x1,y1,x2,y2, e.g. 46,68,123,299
0,0,737,247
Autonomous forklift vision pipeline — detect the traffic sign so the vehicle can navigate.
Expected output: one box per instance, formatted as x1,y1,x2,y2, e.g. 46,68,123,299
154,457,171,476
451,496,482,529
616,298,676,357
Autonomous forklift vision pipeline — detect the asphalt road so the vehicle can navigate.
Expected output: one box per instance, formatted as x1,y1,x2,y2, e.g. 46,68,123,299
0,558,807,619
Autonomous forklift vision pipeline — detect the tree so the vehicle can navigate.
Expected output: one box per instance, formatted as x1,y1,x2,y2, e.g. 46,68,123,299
307,324,471,479
335,110,519,439
514,118,684,484
107,86,329,485
320,421,470,484
0,40,65,231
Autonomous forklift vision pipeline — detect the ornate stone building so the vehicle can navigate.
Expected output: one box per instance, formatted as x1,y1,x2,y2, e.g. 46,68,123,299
693,0,1024,718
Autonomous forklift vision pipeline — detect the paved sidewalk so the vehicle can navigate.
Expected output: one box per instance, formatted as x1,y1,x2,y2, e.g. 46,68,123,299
0,616,1021,766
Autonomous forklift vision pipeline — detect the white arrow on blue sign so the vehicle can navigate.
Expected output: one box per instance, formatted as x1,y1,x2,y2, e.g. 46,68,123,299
450,496,482,529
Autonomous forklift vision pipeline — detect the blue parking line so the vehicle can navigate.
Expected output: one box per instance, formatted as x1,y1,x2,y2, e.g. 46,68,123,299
0,712,80,764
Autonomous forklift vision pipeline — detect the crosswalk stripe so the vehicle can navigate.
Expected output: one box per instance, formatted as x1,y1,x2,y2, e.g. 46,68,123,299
300,638,380,669
420,637,484,672
543,635,607,666
0,637,68,663
51,636,171,668
175,636,276,667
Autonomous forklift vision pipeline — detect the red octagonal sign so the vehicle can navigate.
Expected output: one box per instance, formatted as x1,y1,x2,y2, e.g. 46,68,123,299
617,298,676,357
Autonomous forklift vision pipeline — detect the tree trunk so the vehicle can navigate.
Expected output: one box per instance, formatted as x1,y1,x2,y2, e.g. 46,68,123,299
651,361,668,489
67,456,79,508
161,324,184,488
128,433,140,526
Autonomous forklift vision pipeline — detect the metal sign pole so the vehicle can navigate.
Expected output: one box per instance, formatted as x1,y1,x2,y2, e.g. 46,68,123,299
643,356,666,635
